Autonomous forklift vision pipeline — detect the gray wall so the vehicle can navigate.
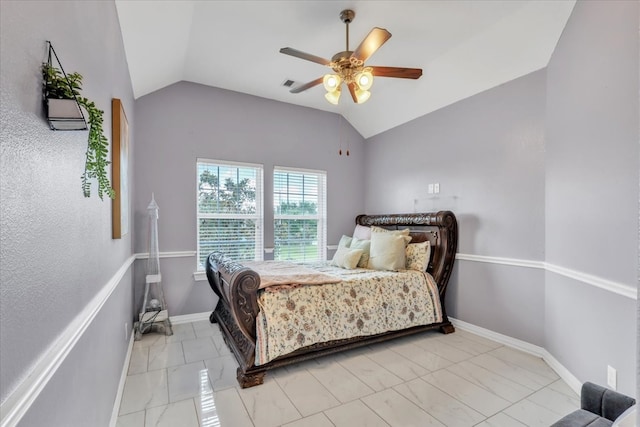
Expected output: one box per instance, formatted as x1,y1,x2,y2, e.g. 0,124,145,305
365,0,638,396
366,70,548,346
133,82,366,315
0,0,135,425
544,0,638,395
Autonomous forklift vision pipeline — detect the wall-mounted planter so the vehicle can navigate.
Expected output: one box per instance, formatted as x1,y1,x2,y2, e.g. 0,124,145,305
42,41,113,199
46,98,87,130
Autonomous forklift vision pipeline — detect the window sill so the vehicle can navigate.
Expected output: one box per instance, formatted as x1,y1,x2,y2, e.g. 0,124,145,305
193,271,207,282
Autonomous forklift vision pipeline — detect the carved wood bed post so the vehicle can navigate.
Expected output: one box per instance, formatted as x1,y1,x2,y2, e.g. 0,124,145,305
433,211,457,333
431,211,458,300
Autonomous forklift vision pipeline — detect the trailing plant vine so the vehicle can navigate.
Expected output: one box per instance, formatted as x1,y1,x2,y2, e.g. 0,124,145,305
42,63,115,200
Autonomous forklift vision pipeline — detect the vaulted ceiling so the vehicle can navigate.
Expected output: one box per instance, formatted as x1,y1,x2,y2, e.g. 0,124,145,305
115,1,575,138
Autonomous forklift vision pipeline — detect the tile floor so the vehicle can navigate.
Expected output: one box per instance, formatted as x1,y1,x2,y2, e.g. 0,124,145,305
116,321,579,427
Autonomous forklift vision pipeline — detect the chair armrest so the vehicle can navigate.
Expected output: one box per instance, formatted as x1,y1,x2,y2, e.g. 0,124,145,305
581,382,636,421
612,404,636,427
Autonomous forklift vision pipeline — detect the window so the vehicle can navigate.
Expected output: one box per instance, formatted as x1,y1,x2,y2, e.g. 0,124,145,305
273,167,327,262
197,159,263,269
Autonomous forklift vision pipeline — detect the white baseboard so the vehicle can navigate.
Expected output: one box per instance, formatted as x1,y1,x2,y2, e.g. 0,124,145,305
170,312,211,325
540,349,582,395
109,331,134,427
449,317,581,395
108,313,211,424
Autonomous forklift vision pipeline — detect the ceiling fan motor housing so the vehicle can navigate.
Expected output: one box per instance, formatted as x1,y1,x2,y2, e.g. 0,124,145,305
340,9,355,24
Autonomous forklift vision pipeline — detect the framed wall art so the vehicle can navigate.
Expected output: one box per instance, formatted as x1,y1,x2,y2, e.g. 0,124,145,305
111,98,129,239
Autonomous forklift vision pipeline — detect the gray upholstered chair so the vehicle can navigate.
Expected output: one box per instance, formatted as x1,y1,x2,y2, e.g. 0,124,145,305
551,382,636,427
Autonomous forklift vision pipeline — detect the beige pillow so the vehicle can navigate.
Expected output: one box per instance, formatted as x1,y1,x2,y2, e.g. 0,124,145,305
406,241,431,271
367,231,410,271
350,237,371,268
371,226,411,236
331,247,364,269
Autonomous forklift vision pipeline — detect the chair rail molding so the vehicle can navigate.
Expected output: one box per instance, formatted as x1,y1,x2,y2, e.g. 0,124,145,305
456,253,636,300
0,255,136,427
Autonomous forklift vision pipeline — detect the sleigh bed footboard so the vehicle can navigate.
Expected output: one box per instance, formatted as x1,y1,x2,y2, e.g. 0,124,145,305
206,252,260,371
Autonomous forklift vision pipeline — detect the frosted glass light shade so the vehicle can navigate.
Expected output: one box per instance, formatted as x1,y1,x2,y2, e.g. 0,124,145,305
323,74,341,92
355,88,371,104
325,88,341,105
356,71,373,91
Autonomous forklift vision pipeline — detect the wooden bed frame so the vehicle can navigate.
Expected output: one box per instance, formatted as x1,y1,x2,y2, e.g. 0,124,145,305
205,210,458,388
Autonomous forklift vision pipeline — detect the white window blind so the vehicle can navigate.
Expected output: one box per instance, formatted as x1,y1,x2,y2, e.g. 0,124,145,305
197,159,263,269
273,167,327,262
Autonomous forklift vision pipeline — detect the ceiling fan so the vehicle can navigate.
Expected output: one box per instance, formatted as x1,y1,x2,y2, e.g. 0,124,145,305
280,9,423,105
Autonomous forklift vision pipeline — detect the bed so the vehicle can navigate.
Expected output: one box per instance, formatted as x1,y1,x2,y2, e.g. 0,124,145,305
205,210,458,388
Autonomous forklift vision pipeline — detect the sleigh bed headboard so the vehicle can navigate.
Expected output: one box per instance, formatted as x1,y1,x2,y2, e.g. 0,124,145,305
354,210,458,299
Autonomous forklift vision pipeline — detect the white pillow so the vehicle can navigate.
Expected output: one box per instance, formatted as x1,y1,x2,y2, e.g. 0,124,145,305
353,224,371,240
331,247,364,269
367,231,410,271
350,237,371,268
338,235,353,248
406,241,431,271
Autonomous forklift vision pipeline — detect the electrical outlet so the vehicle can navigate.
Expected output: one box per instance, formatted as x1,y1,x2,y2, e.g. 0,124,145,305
434,183,440,194
428,184,434,194
607,365,617,390
124,322,129,341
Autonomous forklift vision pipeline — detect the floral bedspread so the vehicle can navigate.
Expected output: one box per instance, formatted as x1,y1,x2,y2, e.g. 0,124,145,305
255,263,442,365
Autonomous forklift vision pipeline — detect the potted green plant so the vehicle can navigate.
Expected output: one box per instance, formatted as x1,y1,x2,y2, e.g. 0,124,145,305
42,63,114,200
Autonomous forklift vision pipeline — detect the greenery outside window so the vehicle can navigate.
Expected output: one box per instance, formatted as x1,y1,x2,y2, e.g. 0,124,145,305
274,167,327,262
197,159,263,269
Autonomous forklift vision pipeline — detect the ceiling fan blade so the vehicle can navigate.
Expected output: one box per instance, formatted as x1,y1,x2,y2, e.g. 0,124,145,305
371,66,423,79
290,77,324,94
280,47,331,66
351,27,392,62
347,82,358,103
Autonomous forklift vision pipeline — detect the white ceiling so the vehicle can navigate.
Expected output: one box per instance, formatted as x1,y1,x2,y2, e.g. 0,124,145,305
115,0,575,139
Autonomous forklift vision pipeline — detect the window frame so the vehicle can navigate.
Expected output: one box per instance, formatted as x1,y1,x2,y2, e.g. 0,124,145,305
196,158,264,270
273,166,327,262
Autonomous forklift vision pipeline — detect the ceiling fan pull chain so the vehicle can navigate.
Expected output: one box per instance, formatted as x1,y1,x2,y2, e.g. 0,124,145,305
346,128,350,156
338,115,343,155
346,116,350,156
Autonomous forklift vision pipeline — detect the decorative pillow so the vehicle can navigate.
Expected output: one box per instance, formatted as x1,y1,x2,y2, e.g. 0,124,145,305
338,235,353,248
350,237,371,268
367,231,410,271
331,247,364,269
353,224,372,240
406,241,431,271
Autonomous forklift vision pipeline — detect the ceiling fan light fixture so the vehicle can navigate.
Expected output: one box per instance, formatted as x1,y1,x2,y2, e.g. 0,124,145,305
323,74,341,92
324,87,341,105
280,9,422,105
356,70,373,91
354,87,371,104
